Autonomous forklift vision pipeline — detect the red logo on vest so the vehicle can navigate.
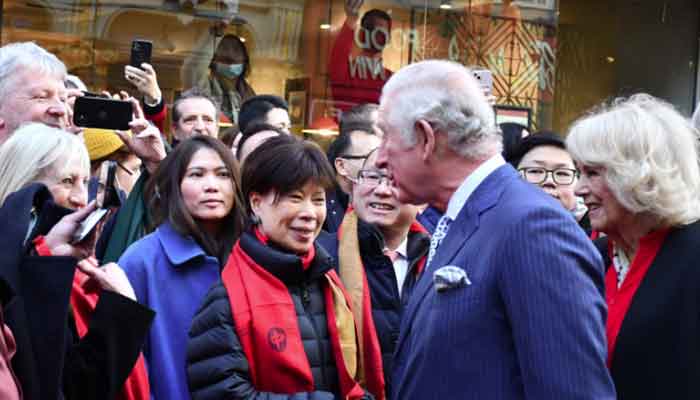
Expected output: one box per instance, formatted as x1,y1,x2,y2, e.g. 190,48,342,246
267,327,287,352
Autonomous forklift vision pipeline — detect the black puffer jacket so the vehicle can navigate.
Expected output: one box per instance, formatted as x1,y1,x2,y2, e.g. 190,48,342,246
186,232,341,400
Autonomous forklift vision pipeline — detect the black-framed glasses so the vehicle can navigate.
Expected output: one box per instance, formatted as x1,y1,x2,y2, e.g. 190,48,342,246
338,150,375,161
518,167,578,185
357,169,394,188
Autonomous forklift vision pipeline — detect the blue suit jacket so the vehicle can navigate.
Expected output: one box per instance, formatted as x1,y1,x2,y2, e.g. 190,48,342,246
392,165,615,399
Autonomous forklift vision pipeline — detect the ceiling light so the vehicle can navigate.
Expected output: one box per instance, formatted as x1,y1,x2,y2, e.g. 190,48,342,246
440,0,453,10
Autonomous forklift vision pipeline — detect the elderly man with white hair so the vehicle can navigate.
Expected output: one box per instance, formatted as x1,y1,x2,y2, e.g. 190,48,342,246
0,42,69,141
376,60,615,399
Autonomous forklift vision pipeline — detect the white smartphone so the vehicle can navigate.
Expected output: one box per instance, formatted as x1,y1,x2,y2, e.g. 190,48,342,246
473,68,493,96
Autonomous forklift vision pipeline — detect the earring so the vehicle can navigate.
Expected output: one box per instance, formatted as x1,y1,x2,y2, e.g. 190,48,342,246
250,214,261,225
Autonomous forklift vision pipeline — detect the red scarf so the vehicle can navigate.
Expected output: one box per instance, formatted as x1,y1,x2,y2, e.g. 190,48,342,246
604,228,669,367
221,236,385,399
70,270,150,400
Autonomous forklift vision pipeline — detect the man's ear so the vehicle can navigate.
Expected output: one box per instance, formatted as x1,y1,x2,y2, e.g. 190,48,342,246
415,119,436,162
335,157,349,179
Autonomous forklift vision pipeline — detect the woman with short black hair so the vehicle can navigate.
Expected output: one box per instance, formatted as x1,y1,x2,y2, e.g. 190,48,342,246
120,135,246,400
187,136,385,400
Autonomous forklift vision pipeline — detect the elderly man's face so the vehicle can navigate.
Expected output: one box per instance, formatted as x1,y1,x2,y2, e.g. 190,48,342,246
173,97,219,141
376,111,427,205
0,68,67,142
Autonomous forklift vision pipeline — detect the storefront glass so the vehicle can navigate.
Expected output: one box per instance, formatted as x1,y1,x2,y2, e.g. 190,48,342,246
1,0,559,136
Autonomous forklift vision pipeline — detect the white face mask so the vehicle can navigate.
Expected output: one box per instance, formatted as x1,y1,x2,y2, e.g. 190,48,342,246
215,62,244,79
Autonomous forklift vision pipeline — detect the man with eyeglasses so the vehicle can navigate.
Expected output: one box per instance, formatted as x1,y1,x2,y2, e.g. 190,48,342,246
318,149,429,397
324,107,382,232
513,131,591,232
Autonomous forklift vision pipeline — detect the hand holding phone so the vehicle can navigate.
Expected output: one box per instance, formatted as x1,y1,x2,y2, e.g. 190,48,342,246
72,161,122,244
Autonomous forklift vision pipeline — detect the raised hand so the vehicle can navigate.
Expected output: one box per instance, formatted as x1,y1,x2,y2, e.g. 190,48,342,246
124,63,162,106
114,98,166,174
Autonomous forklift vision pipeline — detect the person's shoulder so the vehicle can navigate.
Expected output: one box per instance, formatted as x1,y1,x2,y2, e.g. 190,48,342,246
118,229,163,267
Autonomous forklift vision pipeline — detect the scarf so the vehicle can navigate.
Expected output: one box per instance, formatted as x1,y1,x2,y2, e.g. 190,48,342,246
221,235,384,399
70,271,150,400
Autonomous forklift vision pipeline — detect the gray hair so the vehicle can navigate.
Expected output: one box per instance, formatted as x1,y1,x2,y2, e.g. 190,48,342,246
567,94,700,227
379,60,501,160
0,42,67,99
0,123,89,206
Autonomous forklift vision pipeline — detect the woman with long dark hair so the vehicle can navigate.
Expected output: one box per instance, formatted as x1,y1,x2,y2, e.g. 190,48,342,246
120,135,246,400
186,136,385,400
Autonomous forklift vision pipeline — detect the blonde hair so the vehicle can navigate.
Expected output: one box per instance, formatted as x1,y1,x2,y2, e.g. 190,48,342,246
0,123,89,206
566,94,700,226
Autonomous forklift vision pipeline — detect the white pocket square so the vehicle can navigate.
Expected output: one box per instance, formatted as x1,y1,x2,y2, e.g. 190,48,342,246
432,265,471,292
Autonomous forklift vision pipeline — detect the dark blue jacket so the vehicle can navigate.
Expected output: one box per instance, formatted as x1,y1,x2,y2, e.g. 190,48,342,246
322,187,349,233
317,221,429,395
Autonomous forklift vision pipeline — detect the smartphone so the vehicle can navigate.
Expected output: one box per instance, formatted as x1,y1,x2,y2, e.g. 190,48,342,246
73,96,133,130
71,161,122,244
97,161,122,209
473,69,493,96
130,39,153,68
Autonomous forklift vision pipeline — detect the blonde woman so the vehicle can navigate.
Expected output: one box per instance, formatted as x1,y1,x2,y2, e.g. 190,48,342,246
0,123,153,400
567,94,700,400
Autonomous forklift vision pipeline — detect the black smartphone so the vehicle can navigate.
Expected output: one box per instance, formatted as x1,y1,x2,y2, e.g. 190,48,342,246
130,39,153,68
99,161,122,209
71,161,122,244
73,96,133,130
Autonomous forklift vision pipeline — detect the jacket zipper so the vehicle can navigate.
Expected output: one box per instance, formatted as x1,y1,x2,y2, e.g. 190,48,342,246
301,282,328,389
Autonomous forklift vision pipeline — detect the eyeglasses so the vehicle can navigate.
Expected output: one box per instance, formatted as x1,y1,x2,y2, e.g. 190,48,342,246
357,169,394,188
518,167,578,185
338,150,374,161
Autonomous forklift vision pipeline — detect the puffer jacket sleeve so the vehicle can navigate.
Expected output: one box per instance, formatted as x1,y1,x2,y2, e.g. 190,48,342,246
186,281,337,400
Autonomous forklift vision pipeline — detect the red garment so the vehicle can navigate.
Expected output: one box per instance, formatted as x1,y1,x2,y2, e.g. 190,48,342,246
32,235,52,256
70,270,150,400
221,239,384,399
605,228,670,367
329,21,392,111
253,227,315,270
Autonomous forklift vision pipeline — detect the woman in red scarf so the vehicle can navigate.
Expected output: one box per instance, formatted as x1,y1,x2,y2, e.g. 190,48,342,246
567,94,700,400
186,135,384,400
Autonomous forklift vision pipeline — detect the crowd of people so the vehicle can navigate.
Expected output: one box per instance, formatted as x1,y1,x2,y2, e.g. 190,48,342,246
1,6,700,400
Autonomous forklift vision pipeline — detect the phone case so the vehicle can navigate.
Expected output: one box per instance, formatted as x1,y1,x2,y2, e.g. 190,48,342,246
130,40,153,68
73,96,133,130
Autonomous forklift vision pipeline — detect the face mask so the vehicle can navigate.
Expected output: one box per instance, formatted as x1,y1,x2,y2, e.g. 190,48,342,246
215,62,244,79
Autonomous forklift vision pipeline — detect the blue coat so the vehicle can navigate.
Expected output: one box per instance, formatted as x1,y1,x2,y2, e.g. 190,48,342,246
392,165,616,399
119,222,220,400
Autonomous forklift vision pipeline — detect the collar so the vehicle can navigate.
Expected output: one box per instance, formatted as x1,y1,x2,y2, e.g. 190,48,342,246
156,221,209,267
394,237,408,260
239,230,333,285
445,154,505,220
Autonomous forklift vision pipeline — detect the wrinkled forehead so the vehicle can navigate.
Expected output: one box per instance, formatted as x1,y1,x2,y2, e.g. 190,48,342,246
176,97,217,119
9,68,65,94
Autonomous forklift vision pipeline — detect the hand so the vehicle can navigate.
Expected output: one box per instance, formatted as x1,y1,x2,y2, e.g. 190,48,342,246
345,0,363,17
78,257,137,301
115,98,165,174
44,201,98,259
124,63,162,106
63,88,85,136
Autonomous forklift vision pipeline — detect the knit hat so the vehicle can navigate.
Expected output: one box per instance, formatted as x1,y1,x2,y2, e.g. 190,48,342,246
83,128,127,161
